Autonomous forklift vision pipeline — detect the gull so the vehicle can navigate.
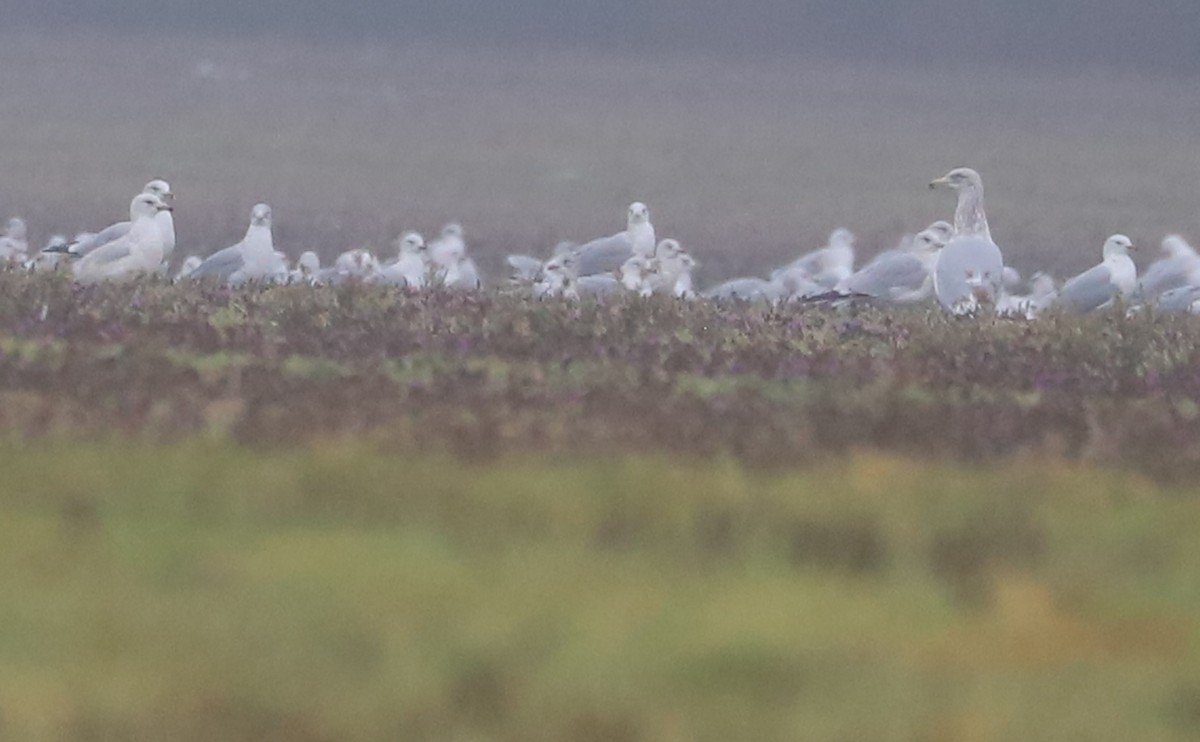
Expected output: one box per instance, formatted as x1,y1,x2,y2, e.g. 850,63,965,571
58,180,176,260
332,248,381,283
377,231,430,289
1137,235,1200,302
929,168,1005,314
174,255,202,282
1052,235,1138,313
430,223,466,272
27,235,69,272
186,203,279,285
507,241,575,285
620,255,654,296
645,239,692,295
441,252,482,291
1153,285,1200,314
535,253,621,300
997,272,1058,319
0,218,29,261
835,226,945,303
289,251,322,285
772,228,856,288
673,253,698,299
572,202,656,277
73,193,172,284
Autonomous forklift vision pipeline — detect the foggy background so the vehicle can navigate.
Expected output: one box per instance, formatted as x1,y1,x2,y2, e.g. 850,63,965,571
2,1,1199,281
9,1,1200,73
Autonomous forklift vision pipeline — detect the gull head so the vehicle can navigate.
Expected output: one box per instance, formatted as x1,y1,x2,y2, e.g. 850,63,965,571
926,221,954,241
143,179,174,206
912,228,946,252
1029,272,1057,296
3,218,26,239
929,167,982,192
440,223,464,240
178,255,203,274
250,203,272,227
131,193,171,220
678,253,698,271
397,231,427,255
1102,234,1135,259
829,228,855,248
627,202,650,226
1162,235,1195,259
620,255,647,290
337,248,379,277
656,238,683,259
298,251,320,275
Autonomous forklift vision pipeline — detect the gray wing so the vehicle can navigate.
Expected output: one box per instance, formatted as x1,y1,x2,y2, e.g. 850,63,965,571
1138,257,1192,300
69,221,132,257
771,249,825,280
187,244,245,280
934,235,1004,311
842,253,925,297
572,233,632,277
1056,264,1115,313
78,236,135,268
576,275,623,298
702,277,771,301
506,255,543,282
1153,285,1200,313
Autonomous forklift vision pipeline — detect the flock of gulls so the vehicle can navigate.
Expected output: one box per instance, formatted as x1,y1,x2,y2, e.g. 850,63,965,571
2,167,1198,316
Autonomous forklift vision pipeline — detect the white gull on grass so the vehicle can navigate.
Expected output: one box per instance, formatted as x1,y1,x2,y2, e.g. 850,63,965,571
186,203,279,285
1053,235,1138,313
571,202,655,277
73,193,172,284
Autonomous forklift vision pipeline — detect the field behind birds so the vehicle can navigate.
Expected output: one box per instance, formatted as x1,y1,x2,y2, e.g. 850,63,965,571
4,29,1200,742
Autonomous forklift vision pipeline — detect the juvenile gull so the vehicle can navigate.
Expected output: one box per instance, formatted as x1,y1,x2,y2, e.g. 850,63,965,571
929,168,1005,314
572,202,655,277
186,203,278,285
1053,235,1138,313
73,194,172,284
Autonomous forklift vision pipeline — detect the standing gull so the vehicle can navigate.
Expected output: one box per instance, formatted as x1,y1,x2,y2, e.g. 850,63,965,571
572,202,656,277
59,180,176,261
1052,235,1138,313
929,168,1005,314
186,203,278,285
73,194,172,284
377,231,430,289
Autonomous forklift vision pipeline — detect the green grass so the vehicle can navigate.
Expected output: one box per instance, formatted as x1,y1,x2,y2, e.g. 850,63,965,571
2,442,1199,741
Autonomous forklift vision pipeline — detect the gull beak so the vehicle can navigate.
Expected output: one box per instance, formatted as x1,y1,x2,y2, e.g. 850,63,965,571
158,204,174,212
163,192,176,206
929,176,951,190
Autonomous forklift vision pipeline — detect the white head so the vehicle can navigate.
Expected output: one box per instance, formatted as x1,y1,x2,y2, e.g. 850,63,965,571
1161,235,1196,259
926,221,954,242
656,238,683,259
911,228,946,253
1029,272,1057,296
627,202,650,226
337,249,379,277
397,231,426,255
1102,234,1135,260
250,203,272,228
929,167,984,193
130,193,172,221
829,228,855,248
3,217,26,239
297,251,320,274
677,253,697,272
143,179,174,205
440,223,464,240
620,255,647,290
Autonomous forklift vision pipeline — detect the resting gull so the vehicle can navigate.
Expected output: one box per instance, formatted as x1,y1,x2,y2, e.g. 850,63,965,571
73,193,172,284
835,226,945,303
0,218,29,261
572,202,655,277
1137,235,1200,302
929,168,1005,314
186,203,279,285
377,231,430,289
1053,235,1137,313
59,180,176,261
772,228,856,288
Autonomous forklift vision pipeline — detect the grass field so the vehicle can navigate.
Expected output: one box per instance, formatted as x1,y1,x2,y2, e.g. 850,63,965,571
3,444,1200,741
4,29,1200,741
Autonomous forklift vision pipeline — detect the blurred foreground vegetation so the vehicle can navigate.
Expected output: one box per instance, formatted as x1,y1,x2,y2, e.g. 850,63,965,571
1,444,1199,741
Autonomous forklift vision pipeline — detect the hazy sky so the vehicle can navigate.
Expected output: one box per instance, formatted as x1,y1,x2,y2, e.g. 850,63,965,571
7,0,1200,73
